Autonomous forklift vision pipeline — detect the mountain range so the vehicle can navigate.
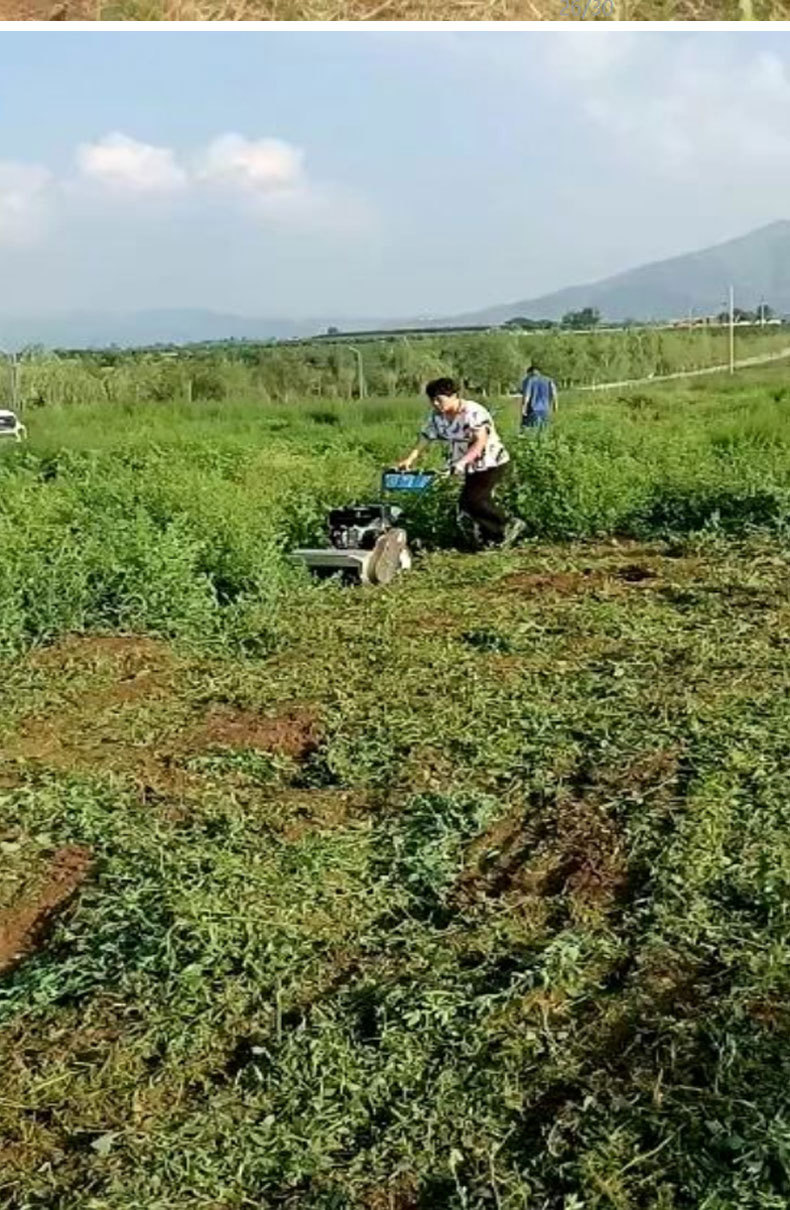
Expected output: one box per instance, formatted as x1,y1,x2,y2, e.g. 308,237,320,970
2,221,789,351
450,220,790,327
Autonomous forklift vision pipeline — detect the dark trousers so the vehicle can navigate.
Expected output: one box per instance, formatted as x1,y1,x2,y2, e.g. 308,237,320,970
459,464,509,545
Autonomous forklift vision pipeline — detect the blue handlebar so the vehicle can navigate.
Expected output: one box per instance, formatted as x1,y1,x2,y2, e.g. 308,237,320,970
381,469,437,492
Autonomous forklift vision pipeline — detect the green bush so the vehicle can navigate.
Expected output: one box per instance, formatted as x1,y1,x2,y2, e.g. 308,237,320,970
2,366,790,652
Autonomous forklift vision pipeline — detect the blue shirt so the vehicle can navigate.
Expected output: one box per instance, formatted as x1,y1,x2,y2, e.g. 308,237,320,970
521,373,555,416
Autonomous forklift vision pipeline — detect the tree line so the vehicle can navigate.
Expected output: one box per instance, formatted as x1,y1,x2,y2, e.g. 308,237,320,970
8,323,789,410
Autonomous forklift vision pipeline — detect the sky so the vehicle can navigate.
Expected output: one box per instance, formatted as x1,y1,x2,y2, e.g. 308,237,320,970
1,30,790,320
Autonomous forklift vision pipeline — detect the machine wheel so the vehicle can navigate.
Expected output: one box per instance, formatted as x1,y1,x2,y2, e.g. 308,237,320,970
368,528,409,585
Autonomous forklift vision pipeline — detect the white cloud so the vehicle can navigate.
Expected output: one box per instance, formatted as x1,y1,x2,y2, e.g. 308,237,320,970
1,131,372,251
75,133,187,194
546,39,790,180
0,162,54,247
197,134,304,194
195,132,373,234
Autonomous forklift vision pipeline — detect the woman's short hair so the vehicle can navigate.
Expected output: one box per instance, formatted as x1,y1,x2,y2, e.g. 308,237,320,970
426,377,459,400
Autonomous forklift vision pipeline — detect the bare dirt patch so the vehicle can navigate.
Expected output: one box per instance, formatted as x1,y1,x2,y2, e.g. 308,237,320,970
456,803,537,902
398,744,458,794
277,789,366,842
0,846,92,976
130,755,205,810
6,717,183,794
499,570,604,596
499,563,660,597
554,799,629,914
14,637,177,761
6,706,322,807
404,610,465,637
191,705,322,761
30,633,169,668
5,637,324,802
638,956,709,1015
456,795,628,923
29,635,175,706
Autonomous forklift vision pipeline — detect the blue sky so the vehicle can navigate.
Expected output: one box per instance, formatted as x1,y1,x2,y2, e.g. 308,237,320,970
1,31,789,319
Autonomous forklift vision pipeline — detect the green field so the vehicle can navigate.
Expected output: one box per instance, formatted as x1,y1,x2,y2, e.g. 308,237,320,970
2,365,790,1209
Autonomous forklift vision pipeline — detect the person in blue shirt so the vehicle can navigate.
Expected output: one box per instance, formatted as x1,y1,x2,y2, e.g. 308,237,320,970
521,365,558,430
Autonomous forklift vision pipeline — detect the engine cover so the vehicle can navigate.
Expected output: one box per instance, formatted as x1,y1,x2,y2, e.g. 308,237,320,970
328,503,402,550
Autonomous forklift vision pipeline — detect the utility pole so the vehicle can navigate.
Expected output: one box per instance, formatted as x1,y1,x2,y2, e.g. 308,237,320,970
729,285,735,375
348,345,366,399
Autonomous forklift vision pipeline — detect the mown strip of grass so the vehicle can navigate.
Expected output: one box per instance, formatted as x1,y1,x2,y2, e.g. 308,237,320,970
2,535,790,1208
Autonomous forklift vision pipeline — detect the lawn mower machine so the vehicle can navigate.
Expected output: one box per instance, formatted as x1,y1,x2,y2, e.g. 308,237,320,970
289,468,438,586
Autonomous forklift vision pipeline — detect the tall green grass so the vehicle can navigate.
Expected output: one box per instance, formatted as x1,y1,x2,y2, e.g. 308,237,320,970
1,369,789,655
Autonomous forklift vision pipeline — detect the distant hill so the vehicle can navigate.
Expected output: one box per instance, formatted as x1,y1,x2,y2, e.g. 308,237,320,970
2,221,789,351
0,310,323,352
445,221,790,327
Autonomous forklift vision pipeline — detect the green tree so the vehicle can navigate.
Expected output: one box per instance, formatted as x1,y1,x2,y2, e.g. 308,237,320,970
561,307,602,330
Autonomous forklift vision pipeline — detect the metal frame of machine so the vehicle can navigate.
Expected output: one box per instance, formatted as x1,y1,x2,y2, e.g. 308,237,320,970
289,469,437,585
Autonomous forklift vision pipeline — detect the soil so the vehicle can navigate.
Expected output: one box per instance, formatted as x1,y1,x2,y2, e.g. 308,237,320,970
7,702,321,788
277,789,365,841
499,570,603,596
499,564,659,597
591,747,681,814
191,705,322,761
456,803,537,901
397,744,458,793
5,635,322,801
29,635,174,697
0,846,92,976
553,798,628,911
456,792,628,921
30,634,167,666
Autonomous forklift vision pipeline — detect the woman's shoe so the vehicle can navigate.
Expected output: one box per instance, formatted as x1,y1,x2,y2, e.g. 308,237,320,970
501,519,526,549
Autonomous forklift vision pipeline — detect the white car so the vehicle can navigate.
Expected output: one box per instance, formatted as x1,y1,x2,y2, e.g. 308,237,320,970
0,409,26,441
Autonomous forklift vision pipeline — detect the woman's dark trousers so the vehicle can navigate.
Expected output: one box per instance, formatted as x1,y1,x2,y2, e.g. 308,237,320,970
459,464,509,545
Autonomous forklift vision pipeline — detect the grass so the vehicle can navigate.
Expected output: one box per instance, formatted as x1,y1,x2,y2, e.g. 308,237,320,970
5,367,790,660
7,0,788,17
2,366,790,1207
